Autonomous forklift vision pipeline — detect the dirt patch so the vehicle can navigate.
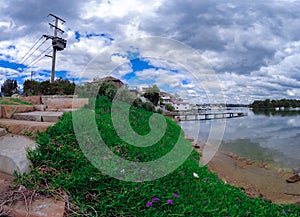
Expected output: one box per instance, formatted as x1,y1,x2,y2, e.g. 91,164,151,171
0,172,14,195
206,150,300,204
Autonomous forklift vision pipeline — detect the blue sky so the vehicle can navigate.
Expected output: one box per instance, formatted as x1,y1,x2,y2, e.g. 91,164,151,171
0,0,300,103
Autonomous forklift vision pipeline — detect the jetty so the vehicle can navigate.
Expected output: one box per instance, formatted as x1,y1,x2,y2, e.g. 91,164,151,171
165,110,248,121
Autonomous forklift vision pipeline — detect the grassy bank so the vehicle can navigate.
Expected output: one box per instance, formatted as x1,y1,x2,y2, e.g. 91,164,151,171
17,97,300,216
0,97,33,106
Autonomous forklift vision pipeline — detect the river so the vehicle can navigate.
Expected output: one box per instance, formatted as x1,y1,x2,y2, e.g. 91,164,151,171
179,108,300,170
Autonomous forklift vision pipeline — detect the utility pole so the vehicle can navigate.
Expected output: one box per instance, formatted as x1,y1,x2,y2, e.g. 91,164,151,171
43,14,67,83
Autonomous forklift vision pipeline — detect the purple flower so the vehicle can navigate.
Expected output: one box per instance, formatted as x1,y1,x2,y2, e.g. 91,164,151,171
146,202,153,207
149,171,153,175
152,197,160,202
180,171,185,176
173,193,179,198
141,169,146,173
135,186,138,190
203,200,207,205
116,147,120,151
167,199,173,205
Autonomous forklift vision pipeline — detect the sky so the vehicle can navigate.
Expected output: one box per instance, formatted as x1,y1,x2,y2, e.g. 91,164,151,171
0,0,300,104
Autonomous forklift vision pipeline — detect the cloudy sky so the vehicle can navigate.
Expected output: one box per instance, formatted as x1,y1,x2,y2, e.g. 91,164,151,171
0,0,300,104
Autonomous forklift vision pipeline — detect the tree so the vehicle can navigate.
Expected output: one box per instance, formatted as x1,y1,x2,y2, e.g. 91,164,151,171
114,85,135,103
166,103,175,112
1,79,18,96
23,80,40,96
97,81,117,101
143,84,160,106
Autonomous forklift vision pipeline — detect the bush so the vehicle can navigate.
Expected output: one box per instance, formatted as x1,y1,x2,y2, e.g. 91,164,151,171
142,101,155,112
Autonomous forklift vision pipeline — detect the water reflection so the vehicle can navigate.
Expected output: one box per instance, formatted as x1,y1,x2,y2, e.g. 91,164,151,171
252,108,300,117
179,109,300,169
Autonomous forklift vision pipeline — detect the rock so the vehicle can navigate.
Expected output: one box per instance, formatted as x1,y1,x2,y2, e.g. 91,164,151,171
193,144,201,149
0,135,36,175
0,128,7,137
3,198,65,217
286,174,300,183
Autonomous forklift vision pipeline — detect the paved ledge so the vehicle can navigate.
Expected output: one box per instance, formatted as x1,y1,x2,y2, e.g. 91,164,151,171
12,111,63,122
0,119,55,136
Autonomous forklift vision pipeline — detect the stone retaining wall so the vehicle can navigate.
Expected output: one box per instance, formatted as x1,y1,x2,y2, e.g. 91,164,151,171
0,105,35,118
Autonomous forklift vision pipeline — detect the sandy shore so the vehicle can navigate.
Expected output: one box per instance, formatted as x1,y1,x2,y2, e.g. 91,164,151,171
205,150,300,204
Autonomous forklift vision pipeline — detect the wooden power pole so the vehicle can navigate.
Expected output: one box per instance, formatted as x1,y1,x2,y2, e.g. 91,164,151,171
43,14,67,83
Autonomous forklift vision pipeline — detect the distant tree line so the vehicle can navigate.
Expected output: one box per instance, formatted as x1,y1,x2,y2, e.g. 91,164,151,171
0,78,76,97
23,77,75,96
250,99,300,109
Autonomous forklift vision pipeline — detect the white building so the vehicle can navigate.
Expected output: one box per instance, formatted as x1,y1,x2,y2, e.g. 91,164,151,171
171,101,190,111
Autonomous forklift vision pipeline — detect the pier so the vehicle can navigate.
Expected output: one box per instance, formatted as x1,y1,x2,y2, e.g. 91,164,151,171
165,110,248,121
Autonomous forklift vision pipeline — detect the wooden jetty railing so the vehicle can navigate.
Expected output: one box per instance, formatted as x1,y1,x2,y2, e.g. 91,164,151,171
164,110,248,121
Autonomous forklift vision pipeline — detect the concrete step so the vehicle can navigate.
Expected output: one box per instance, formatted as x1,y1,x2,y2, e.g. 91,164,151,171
0,128,7,137
0,134,36,175
0,119,55,136
12,111,63,122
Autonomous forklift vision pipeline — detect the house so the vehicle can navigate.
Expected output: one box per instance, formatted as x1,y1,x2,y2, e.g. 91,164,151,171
171,101,190,111
90,76,124,90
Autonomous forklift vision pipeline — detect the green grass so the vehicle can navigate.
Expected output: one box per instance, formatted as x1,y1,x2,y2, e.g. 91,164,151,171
16,97,300,216
0,97,33,106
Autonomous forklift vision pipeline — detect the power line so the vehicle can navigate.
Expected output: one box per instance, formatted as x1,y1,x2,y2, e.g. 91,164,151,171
11,37,49,72
18,39,48,66
18,36,44,64
26,46,52,68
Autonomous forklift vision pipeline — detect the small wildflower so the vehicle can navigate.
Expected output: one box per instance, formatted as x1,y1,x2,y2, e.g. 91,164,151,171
137,180,142,183
173,193,179,198
193,172,199,178
282,210,286,215
203,200,207,205
116,147,120,151
149,171,153,175
167,199,173,205
141,169,146,173
135,186,138,190
152,197,160,202
180,171,185,176
146,202,153,207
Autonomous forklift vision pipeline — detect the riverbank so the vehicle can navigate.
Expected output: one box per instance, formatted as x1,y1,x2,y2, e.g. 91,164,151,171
204,149,300,204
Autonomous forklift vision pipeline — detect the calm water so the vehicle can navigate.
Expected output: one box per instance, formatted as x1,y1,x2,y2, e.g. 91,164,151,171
179,108,300,169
